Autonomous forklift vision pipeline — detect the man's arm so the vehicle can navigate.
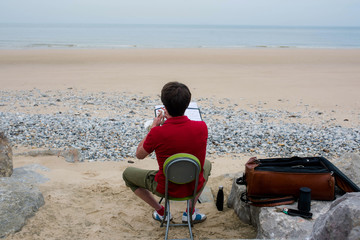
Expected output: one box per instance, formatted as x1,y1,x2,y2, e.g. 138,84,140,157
135,110,165,159
136,137,149,159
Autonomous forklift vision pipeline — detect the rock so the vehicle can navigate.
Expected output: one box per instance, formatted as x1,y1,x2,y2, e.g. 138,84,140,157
227,176,333,239
11,164,50,185
333,153,360,187
198,186,214,203
256,200,332,239
227,176,260,227
0,132,13,177
0,165,47,238
227,156,360,239
14,148,82,163
59,148,82,163
16,149,58,157
310,192,360,240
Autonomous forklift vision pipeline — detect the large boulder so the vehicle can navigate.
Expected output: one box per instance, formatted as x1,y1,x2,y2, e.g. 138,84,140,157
227,177,259,227
310,192,360,240
0,164,47,238
0,132,13,177
227,177,332,239
256,200,332,239
227,154,360,239
333,153,360,187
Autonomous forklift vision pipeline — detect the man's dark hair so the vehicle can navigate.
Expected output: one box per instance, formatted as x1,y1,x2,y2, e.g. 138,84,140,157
161,82,191,117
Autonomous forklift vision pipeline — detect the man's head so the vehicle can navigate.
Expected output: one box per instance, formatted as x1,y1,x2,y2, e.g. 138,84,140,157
161,82,191,117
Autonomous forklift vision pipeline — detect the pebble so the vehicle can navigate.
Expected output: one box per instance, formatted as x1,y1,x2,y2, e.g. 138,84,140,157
0,89,359,162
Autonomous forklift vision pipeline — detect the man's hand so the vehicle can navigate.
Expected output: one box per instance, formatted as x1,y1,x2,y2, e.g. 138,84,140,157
136,108,168,159
249,156,258,162
151,109,166,129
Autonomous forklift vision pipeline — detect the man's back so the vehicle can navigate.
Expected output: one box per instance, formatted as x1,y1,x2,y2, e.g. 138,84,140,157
143,115,208,197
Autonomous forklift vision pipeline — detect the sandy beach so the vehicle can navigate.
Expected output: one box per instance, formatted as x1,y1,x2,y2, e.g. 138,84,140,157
1,48,360,239
1,48,360,124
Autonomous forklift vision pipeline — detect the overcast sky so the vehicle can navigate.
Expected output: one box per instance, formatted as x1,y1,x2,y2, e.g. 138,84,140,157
0,0,359,26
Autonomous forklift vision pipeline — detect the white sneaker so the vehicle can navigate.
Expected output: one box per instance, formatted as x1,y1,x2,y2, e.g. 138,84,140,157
152,210,173,222
182,211,207,224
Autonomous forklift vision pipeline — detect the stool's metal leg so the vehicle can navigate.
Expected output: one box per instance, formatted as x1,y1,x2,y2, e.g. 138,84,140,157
160,202,166,227
187,200,194,240
164,199,170,240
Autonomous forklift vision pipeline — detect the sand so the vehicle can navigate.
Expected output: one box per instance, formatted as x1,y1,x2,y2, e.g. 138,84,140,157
9,154,255,239
1,48,360,124
1,48,360,239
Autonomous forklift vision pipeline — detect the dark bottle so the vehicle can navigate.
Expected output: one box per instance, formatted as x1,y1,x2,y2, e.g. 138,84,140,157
216,186,224,211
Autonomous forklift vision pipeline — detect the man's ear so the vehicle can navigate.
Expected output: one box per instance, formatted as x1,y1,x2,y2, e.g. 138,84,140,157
164,107,171,118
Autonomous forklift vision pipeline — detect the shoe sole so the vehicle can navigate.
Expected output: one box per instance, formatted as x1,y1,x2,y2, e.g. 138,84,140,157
182,215,207,224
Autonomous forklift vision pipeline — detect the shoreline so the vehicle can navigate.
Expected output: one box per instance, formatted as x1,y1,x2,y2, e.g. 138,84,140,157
2,46,360,50
1,23,360,50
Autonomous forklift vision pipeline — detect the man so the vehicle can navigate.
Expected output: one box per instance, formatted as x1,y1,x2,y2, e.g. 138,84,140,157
123,81,211,223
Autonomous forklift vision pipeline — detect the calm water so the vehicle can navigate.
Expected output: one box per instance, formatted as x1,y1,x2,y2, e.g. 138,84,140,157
0,23,359,49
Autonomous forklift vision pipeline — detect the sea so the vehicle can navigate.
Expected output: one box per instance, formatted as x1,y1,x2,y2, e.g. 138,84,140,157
0,23,359,49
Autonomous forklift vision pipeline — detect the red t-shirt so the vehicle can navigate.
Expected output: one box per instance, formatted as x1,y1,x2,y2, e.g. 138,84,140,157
143,116,208,198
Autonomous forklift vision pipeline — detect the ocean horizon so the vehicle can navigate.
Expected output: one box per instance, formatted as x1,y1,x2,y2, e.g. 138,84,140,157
0,23,359,49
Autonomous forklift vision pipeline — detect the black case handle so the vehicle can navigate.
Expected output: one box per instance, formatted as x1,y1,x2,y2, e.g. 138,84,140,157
236,173,247,185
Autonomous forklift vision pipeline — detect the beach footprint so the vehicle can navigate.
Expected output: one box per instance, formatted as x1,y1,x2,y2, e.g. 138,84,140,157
82,170,100,178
